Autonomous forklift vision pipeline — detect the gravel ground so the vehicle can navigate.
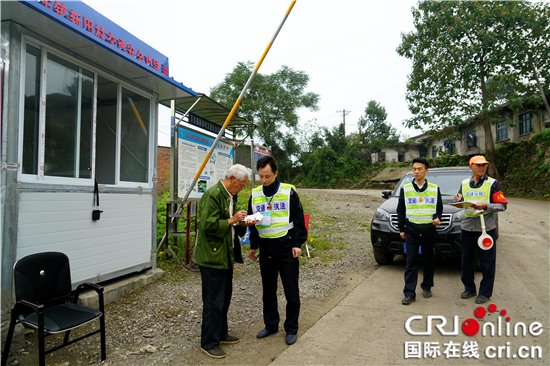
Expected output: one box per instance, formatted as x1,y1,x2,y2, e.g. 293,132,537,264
6,189,386,366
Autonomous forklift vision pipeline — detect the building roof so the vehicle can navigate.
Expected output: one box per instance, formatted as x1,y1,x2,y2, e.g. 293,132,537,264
161,94,253,128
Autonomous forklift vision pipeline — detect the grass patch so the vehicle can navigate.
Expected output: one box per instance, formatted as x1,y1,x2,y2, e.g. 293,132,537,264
303,236,343,263
298,192,348,266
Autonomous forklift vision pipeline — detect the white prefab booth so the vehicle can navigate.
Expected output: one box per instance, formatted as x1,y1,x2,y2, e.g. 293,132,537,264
0,0,203,313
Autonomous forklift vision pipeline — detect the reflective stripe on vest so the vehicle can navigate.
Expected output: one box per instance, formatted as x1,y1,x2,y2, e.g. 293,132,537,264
252,183,295,238
462,177,494,217
257,222,294,236
404,182,438,224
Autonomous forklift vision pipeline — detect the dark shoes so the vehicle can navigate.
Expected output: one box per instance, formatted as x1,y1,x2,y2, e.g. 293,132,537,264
201,336,239,358
257,328,277,338
402,295,416,305
220,335,240,344
423,289,432,298
201,346,226,359
475,295,491,304
257,328,296,345
257,328,295,344
461,290,489,303
461,290,477,299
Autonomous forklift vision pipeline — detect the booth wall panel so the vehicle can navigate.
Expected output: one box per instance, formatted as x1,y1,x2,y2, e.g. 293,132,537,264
17,192,153,284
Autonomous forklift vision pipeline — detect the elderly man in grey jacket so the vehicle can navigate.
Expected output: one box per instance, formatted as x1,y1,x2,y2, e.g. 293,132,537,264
454,156,508,304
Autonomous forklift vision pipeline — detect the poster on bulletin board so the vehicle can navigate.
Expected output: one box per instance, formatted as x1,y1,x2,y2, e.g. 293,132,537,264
177,126,234,199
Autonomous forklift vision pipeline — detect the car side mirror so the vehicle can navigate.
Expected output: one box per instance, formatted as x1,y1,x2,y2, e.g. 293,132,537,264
381,190,392,199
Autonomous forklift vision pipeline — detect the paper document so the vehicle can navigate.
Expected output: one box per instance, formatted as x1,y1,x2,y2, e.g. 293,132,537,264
449,201,477,209
233,212,263,226
449,201,485,215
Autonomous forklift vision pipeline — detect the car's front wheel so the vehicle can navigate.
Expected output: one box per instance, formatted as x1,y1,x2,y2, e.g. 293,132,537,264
373,247,394,265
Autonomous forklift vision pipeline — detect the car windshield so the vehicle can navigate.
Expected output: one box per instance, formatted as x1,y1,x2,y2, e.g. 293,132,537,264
394,171,472,197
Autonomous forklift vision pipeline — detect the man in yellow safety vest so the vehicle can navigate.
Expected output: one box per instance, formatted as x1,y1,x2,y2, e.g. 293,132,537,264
454,156,508,304
397,158,443,305
248,156,308,346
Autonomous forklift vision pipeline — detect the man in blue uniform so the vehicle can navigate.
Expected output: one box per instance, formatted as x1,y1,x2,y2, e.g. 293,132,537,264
397,158,443,305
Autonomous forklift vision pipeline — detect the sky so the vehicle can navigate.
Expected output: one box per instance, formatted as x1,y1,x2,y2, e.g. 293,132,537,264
83,0,421,147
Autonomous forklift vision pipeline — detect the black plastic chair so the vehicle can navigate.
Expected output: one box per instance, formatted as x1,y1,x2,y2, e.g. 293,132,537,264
1,252,106,366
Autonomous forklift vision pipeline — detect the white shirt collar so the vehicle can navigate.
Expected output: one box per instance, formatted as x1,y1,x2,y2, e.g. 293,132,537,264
412,179,427,189
221,180,232,197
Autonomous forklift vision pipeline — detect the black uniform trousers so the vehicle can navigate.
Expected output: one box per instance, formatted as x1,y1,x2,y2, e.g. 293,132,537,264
461,229,496,297
259,254,300,335
403,233,435,297
199,265,232,350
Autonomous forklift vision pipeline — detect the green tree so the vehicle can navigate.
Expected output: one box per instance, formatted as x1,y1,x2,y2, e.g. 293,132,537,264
298,119,325,154
303,135,369,188
296,120,325,177
324,122,348,156
210,61,320,177
306,146,340,187
397,1,549,180
494,1,550,116
357,100,399,159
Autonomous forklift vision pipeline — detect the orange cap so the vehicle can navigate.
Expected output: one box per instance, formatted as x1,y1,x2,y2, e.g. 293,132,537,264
469,155,490,166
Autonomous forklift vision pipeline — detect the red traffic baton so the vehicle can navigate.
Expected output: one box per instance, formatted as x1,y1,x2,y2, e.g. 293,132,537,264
477,214,494,250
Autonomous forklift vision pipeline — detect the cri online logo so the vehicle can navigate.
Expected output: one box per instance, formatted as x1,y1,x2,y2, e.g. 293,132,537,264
405,303,543,337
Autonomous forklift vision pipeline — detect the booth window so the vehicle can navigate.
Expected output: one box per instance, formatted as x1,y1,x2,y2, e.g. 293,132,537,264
21,41,152,186
22,45,41,175
45,53,93,178
120,88,149,183
96,75,117,184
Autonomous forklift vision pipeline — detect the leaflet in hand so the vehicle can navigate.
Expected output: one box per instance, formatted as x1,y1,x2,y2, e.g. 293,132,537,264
233,212,263,226
449,201,484,215
449,201,477,209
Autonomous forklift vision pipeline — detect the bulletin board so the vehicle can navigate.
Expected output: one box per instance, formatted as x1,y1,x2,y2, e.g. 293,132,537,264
177,126,234,199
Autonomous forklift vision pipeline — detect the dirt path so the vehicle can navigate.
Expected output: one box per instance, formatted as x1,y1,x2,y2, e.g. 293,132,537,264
271,196,550,365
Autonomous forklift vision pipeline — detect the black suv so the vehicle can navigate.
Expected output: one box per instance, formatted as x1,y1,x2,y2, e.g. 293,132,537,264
370,166,474,265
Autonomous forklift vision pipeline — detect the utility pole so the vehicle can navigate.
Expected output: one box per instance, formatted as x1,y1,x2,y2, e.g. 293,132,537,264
336,109,351,135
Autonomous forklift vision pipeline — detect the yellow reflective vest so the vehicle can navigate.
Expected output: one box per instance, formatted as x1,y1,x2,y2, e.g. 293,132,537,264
462,177,495,217
404,182,438,224
251,183,295,238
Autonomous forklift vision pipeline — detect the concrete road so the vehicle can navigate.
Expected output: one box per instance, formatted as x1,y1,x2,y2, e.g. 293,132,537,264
271,196,549,365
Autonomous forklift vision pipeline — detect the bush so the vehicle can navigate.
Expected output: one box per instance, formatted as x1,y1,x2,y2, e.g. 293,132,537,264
495,130,550,197
427,154,469,168
298,146,372,188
